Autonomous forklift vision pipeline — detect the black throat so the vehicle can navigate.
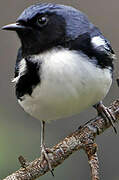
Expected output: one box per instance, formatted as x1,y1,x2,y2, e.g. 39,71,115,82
15,51,41,100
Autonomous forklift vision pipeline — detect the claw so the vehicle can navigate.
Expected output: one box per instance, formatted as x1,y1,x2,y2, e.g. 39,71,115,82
104,107,117,134
94,102,117,134
40,145,54,176
40,121,54,176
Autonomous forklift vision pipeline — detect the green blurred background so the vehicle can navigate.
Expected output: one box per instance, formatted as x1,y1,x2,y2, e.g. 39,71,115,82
0,0,119,179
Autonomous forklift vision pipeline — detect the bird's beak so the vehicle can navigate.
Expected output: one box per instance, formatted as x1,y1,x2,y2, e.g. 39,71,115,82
1,22,27,31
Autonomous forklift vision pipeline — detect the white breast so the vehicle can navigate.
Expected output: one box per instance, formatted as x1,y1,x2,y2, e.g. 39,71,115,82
18,48,112,121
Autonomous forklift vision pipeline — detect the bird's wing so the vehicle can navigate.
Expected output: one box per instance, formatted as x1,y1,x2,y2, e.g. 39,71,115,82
89,26,116,68
68,29,116,69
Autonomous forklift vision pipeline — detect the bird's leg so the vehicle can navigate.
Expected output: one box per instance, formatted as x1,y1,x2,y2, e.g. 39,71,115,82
41,120,45,149
93,101,117,134
40,120,54,176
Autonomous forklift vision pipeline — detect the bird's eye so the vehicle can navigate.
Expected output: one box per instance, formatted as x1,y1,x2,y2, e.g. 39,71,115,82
37,16,48,27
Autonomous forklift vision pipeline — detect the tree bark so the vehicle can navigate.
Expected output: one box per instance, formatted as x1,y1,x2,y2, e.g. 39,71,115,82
3,99,119,180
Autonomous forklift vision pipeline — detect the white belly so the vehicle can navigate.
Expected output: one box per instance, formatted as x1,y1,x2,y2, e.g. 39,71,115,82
18,48,112,121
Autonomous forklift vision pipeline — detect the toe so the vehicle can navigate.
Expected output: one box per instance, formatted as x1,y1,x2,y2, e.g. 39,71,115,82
40,146,54,176
96,103,117,134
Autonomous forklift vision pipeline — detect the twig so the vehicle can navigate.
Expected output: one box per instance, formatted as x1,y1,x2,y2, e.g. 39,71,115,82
85,143,99,180
3,99,119,180
18,156,30,168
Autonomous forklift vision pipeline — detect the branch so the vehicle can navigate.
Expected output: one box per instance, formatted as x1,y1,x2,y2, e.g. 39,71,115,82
85,144,99,180
3,99,119,180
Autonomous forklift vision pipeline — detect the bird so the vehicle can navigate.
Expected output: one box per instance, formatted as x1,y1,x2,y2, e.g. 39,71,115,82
2,3,117,173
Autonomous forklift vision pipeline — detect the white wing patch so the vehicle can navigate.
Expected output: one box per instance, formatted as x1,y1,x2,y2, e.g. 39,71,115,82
91,36,106,48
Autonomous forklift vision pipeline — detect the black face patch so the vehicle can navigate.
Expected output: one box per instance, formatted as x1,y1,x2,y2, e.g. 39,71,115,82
16,56,41,100
17,13,66,56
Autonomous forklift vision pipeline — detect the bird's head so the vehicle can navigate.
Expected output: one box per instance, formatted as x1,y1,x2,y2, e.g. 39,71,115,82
2,3,89,56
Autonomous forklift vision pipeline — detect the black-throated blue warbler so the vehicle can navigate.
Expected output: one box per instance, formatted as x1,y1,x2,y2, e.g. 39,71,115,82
2,3,117,173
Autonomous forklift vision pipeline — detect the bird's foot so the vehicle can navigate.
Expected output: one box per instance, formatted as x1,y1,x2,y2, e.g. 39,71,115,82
95,103,117,134
40,145,54,176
